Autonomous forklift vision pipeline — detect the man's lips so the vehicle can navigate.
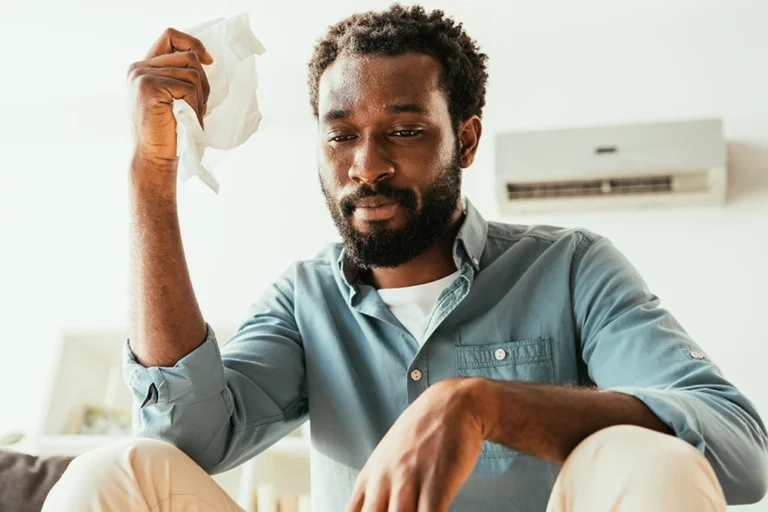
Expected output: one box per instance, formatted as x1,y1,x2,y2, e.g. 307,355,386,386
352,199,401,222
354,197,398,208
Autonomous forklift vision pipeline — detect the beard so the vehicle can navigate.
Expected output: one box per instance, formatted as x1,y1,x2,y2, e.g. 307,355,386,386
321,153,462,270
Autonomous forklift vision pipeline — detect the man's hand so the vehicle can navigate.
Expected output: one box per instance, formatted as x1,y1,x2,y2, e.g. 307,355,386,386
346,378,484,512
127,28,213,173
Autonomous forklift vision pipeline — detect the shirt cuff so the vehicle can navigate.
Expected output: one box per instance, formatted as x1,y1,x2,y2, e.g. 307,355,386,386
606,386,706,452
122,324,226,407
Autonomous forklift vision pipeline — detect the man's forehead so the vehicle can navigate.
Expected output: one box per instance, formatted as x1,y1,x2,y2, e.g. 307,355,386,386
318,52,445,117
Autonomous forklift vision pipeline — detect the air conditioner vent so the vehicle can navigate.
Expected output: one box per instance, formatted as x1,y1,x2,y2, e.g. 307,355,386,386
507,175,680,200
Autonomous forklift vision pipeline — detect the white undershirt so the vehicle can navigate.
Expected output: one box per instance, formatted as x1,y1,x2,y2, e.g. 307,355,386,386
376,271,461,345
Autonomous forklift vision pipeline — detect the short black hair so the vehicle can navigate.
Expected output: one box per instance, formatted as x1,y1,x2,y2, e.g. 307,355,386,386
308,4,489,129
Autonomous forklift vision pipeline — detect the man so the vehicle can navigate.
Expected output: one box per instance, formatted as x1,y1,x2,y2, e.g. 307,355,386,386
45,4,766,512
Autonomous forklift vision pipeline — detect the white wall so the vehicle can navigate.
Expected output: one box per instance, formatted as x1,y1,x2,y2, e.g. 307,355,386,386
1,0,766,507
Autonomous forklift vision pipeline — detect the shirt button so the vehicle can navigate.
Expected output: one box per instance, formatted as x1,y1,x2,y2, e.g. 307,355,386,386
494,349,507,361
690,350,705,360
410,369,423,381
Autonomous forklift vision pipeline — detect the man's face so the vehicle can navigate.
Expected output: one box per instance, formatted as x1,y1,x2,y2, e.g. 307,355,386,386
317,52,462,269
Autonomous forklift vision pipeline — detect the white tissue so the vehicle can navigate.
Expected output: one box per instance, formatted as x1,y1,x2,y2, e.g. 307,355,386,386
173,13,265,194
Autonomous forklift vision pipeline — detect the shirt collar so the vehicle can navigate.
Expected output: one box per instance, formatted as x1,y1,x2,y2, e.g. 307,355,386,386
337,196,489,288
453,197,488,271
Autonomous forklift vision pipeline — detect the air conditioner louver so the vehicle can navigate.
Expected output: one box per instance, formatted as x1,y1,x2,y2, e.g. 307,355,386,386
506,172,712,201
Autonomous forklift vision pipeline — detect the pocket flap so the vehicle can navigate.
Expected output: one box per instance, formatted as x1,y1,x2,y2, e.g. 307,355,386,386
457,338,552,370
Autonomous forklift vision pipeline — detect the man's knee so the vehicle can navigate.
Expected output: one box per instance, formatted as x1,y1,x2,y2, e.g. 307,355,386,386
578,424,707,470
43,438,195,511
549,425,726,512
51,438,193,503
45,438,240,512
571,425,724,507
63,438,188,480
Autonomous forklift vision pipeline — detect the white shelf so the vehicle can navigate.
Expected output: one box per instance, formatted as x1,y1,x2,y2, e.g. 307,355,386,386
35,435,130,457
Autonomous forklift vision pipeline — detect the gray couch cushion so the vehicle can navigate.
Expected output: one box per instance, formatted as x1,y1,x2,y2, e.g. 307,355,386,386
0,451,73,512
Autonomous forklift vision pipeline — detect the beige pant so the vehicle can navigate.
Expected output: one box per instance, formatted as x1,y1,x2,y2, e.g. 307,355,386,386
42,425,726,511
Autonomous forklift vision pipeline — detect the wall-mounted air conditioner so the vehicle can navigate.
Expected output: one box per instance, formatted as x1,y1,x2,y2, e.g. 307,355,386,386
495,118,727,213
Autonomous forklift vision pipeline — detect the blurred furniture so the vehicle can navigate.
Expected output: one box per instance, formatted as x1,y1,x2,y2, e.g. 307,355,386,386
0,449,72,512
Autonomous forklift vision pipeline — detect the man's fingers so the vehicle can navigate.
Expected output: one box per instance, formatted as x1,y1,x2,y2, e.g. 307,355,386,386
130,68,205,126
129,52,210,105
129,65,205,120
361,482,390,512
416,484,449,512
145,27,213,65
134,74,201,127
345,487,366,512
387,482,418,512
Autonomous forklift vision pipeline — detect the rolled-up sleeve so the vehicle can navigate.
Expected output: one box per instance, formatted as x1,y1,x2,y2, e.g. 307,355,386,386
572,234,768,504
122,264,308,474
124,326,226,408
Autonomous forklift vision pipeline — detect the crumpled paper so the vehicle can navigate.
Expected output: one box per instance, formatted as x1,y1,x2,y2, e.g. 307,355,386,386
173,13,265,193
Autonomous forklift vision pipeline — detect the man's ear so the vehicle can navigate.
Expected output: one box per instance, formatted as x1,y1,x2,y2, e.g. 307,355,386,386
458,116,483,168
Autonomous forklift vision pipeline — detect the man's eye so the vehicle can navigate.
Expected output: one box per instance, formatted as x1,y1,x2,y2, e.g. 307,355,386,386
392,129,423,137
329,135,357,143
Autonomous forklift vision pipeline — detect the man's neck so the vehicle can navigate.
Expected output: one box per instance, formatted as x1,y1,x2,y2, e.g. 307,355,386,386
364,207,465,290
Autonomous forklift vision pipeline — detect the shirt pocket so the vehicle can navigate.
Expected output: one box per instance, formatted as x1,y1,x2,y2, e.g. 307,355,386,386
456,338,554,458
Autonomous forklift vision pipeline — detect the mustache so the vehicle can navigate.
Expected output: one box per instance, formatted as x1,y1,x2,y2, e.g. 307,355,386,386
339,183,417,216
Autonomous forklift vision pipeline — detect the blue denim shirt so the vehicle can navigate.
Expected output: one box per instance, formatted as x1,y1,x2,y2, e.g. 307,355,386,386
124,199,767,510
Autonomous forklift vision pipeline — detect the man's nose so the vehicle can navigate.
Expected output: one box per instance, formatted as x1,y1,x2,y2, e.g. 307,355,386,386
348,137,395,186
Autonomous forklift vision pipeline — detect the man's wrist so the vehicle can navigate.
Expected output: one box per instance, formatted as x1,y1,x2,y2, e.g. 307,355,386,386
130,151,179,192
452,377,507,441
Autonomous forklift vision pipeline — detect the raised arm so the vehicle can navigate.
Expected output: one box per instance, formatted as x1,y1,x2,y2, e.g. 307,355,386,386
127,28,213,367
123,29,308,473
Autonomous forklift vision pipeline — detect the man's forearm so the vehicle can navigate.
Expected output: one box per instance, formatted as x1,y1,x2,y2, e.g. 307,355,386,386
466,378,673,465
128,158,207,368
